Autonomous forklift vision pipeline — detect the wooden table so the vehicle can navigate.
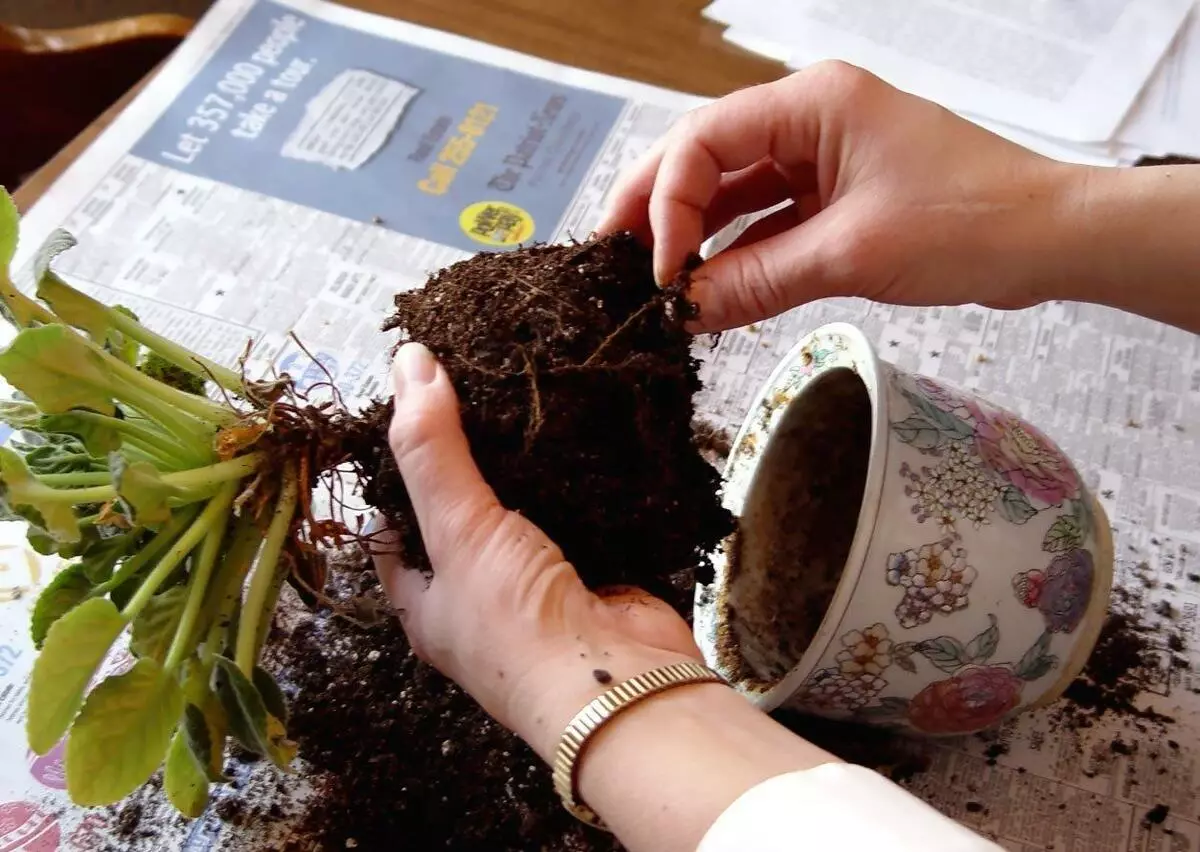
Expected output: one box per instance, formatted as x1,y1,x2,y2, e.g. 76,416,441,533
13,0,784,211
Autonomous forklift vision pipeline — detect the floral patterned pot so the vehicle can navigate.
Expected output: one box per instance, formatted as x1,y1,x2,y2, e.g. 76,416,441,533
693,323,1114,735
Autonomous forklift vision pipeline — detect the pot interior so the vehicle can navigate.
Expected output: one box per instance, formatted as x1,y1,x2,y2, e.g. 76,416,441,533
716,366,873,691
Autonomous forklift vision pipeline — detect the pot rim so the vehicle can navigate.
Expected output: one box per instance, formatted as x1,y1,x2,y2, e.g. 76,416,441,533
700,321,889,710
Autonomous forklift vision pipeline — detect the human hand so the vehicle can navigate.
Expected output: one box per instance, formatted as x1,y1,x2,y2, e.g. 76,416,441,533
369,342,702,761
597,62,1085,332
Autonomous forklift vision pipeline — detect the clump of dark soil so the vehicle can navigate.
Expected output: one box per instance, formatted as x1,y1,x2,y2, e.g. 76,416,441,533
342,233,733,607
279,564,621,852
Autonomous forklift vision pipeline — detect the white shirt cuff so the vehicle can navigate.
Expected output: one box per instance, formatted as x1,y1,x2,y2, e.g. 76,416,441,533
698,763,1002,852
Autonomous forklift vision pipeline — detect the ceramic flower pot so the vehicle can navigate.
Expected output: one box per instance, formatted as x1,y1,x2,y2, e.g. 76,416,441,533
694,322,1114,735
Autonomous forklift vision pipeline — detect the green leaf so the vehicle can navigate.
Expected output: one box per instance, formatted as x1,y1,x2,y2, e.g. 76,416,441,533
30,563,94,649
0,324,116,415
27,597,126,754
1042,514,1083,553
40,412,122,456
891,414,944,450
0,191,56,329
183,701,227,783
894,651,918,674
1013,630,1058,681
164,727,209,818
78,530,140,583
253,666,289,725
110,454,181,526
213,656,296,769
998,486,1038,524
19,437,104,476
0,187,16,268
130,586,187,663
65,657,184,806
964,614,999,663
916,636,970,673
35,252,112,343
0,446,81,544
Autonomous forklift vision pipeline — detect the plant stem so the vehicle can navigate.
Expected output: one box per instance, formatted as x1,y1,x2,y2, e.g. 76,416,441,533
38,271,246,393
164,482,236,674
104,349,237,427
71,409,197,466
23,453,264,506
200,512,262,665
122,485,237,621
235,463,298,675
110,377,218,451
90,505,200,597
107,306,246,394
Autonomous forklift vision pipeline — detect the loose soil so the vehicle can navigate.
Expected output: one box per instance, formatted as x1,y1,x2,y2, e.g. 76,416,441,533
1051,583,1181,731
278,563,621,852
716,367,872,687
341,233,733,607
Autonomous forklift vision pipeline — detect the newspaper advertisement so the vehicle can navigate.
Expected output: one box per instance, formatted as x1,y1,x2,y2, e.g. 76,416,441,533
2,0,1200,849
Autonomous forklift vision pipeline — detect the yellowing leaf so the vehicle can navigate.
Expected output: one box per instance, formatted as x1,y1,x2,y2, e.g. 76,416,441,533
0,188,16,268
213,655,295,770
0,324,116,415
30,562,93,649
164,727,209,818
0,191,56,329
0,446,82,544
130,586,187,663
65,657,183,806
110,454,182,526
27,597,125,754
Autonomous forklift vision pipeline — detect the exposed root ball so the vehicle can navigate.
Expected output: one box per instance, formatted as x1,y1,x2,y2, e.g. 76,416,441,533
344,233,733,607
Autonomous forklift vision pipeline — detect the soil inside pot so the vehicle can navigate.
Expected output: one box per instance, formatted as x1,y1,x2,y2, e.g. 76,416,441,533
716,366,873,688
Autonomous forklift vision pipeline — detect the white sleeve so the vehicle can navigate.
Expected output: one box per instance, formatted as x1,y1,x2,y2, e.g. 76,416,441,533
698,763,1003,852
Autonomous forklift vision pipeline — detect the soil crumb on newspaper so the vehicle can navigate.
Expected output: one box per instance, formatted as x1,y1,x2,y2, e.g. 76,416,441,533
342,232,733,608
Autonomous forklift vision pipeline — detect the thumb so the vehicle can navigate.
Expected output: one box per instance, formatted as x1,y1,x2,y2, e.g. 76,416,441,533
687,202,845,332
387,342,502,570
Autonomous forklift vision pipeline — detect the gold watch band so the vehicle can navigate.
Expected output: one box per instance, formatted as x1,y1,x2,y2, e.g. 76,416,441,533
552,660,727,830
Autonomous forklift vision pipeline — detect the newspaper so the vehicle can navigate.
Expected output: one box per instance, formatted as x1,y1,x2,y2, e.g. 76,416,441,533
705,0,1195,143
2,0,1199,849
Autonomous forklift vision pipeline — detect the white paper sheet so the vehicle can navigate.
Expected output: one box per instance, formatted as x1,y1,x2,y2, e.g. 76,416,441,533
721,27,1124,166
707,0,1193,142
1116,8,1200,155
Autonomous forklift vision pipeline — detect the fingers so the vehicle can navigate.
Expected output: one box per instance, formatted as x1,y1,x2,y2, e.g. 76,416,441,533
593,137,668,241
701,160,799,240
387,343,503,571
685,199,859,332
648,76,824,283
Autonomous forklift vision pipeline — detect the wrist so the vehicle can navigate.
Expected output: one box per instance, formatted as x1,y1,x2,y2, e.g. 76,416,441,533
501,635,700,762
1042,163,1200,330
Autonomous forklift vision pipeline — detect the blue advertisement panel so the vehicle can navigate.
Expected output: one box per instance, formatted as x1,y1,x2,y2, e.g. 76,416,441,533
132,1,626,252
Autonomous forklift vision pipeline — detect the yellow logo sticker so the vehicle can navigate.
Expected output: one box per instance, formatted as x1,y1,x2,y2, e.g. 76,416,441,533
459,201,535,247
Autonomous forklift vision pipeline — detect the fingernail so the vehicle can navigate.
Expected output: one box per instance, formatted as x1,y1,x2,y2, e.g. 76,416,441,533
396,342,437,385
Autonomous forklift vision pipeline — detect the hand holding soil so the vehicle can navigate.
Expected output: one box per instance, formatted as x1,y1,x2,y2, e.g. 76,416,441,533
597,62,1200,335
370,341,702,761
